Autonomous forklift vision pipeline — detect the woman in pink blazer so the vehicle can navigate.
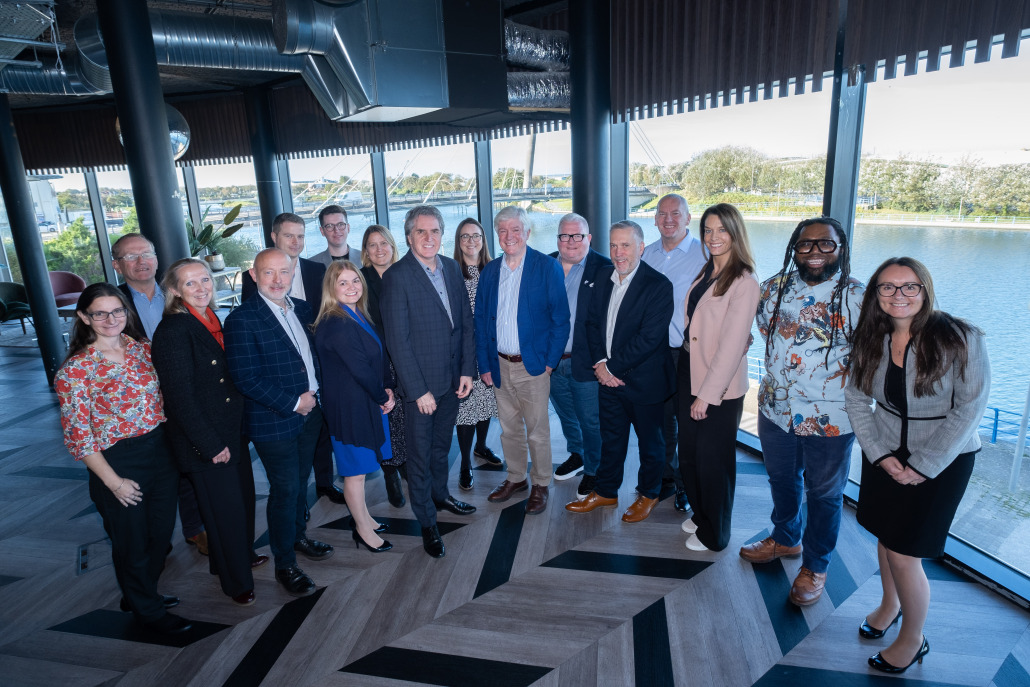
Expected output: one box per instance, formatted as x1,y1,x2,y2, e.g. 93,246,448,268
677,203,760,552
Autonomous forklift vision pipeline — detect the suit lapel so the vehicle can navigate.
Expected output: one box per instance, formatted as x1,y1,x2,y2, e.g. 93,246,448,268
182,312,224,356
407,252,451,321
255,297,302,360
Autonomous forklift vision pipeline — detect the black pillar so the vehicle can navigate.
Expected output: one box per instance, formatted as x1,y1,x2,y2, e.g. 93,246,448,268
245,88,284,247
474,139,497,256
371,151,390,230
97,0,190,269
610,121,629,222
0,93,65,384
570,0,612,252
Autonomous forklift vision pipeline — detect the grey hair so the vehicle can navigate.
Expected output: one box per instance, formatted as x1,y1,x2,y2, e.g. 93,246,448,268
611,219,644,243
403,205,445,239
656,193,690,216
493,205,530,232
558,212,589,234
111,232,155,259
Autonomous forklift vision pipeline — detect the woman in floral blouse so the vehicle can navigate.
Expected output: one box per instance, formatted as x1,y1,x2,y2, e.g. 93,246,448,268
55,283,192,636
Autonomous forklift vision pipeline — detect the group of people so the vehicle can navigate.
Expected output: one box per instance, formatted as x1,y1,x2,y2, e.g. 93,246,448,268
56,195,989,674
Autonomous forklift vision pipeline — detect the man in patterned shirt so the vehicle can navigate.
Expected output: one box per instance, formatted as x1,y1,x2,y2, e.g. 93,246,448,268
739,217,864,607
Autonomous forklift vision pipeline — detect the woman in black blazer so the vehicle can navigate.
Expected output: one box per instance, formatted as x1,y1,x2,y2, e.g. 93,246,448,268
314,260,396,552
151,258,262,606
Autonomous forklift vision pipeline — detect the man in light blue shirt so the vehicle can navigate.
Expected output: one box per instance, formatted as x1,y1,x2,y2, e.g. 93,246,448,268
112,233,165,339
641,194,706,513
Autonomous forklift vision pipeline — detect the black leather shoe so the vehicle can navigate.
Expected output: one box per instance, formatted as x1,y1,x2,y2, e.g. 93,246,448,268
316,484,347,504
384,469,406,507
459,469,474,490
275,565,316,597
352,528,393,552
120,594,179,612
294,538,334,561
674,490,689,513
869,636,929,673
474,446,503,466
143,612,193,635
435,495,476,515
860,610,902,639
421,526,445,558
348,516,388,534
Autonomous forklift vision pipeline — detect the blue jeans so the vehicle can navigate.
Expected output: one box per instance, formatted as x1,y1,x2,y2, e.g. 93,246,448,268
758,412,855,574
548,357,601,475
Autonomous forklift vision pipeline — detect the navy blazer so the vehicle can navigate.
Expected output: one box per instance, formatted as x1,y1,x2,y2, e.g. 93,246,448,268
549,248,613,382
241,257,326,306
381,251,475,401
475,246,570,385
151,311,246,473
315,313,390,457
585,261,675,404
223,295,321,442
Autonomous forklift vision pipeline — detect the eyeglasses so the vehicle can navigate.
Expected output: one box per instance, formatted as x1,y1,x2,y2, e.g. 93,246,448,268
794,239,838,254
876,282,924,297
459,233,483,243
557,233,587,243
86,307,128,321
322,222,349,232
116,252,157,262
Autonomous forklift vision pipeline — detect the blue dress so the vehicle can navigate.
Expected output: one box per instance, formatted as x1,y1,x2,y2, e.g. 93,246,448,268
331,306,393,477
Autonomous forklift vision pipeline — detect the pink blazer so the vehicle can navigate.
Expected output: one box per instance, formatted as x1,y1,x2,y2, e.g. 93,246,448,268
682,270,760,405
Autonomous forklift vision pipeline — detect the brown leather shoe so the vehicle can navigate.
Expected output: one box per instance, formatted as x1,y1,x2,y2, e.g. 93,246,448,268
525,485,548,515
565,492,618,513
621,495,658,523
738,536,802,564
488,479,528,502
789,567,826,606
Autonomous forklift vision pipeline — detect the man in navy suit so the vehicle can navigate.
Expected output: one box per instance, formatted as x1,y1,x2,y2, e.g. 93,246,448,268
548,214,611,500
566,220,675,524
381,205,476,558
476,206,570,515
225,248,334,596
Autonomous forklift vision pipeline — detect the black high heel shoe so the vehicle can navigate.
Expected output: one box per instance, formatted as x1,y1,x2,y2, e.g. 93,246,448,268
859,610,902,639
348,516,388,534
868,636,929,673
352,528,392,553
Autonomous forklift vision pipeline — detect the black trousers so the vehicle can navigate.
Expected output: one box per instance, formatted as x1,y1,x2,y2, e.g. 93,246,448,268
313,420,336,489
89,425,178,623
677,354,744,551
404,390,458,527
187,445,256,597
662,347,684,490
595,387,666,500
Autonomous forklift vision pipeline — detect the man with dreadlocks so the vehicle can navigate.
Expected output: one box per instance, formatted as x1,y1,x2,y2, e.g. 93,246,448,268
739,217,864,606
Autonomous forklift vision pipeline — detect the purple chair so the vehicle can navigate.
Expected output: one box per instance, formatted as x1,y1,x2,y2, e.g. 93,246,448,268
48,271,87,308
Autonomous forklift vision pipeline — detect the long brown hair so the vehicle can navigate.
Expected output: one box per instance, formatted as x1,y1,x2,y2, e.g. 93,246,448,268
697,203,755,296
850,257,979,397
313,260,371,328
453,217,491,279
64,283,145,363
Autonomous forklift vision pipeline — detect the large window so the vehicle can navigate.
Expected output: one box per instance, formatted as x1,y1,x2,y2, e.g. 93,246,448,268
40,172,105,285
190,163,262,270
289,153,376,259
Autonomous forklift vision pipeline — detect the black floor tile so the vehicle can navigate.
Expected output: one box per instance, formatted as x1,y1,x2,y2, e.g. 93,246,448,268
541,550,711,581
340,646,551,687
49,609,229,649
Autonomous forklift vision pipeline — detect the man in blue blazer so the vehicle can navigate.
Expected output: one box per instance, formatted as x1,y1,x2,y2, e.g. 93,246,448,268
225,248,334,597
381,205,476,558
548,213,611,500
566,220,675,524
476,206,570,515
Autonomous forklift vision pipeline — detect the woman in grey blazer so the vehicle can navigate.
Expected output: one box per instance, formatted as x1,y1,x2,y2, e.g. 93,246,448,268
845,257,990,674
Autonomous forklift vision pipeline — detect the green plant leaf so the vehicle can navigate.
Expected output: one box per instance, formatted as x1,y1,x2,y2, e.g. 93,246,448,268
222,204,242,225
196,225,214,245
222,223,244,238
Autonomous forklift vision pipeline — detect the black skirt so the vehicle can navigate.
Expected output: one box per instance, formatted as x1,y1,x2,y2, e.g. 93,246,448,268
856,451,975,558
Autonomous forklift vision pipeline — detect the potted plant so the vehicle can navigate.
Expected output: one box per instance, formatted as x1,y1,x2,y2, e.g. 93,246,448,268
188,204,243,271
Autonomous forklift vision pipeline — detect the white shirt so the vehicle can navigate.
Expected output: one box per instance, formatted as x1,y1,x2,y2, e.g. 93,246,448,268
605,263,641,358
259,293,319,402
288,260,307,302
642,233,706,347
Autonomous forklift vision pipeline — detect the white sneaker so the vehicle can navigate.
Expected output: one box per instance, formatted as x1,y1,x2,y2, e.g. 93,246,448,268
685,533,708,551
680,518,697,534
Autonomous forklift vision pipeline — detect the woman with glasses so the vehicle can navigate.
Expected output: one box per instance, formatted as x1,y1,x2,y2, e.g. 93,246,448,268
676,204,760,552
151,259,263,608
360,225,408,508
452,218,501,489
55,283,192,635
846,257,990,674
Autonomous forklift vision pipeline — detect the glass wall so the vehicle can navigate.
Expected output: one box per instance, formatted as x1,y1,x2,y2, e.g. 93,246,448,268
35,172,107,285
190,163,262,270
0,195,15,282
854,44,1030,575
288,153,376,259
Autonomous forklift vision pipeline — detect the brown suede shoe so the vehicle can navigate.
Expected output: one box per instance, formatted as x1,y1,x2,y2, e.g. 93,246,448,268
525,485,548,515
738,536,802,564
565,492,618,513
621,495,658,523
789,567,826,606
488,479,528,502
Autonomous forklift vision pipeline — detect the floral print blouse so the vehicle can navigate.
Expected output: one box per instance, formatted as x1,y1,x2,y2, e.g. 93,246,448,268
756,271,865,437
55,335,165,460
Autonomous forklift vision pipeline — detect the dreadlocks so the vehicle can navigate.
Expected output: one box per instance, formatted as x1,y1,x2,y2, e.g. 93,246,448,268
764,217,855,367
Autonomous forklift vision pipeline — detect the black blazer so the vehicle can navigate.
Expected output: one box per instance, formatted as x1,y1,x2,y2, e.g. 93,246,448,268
585,261,675,404
380,251,475,401
549,248,613,382
241,256,326,306
151,311,246,473
361,264,386,338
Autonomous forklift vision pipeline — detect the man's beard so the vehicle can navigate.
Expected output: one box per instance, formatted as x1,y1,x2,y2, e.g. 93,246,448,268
796,256,841,284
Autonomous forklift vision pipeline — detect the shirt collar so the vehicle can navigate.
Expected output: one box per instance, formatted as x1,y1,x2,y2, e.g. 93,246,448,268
259,292,294,315
611,262,641,287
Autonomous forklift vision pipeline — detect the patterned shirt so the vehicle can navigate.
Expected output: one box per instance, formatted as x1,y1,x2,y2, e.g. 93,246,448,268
756,271,864,437
55,336,165,460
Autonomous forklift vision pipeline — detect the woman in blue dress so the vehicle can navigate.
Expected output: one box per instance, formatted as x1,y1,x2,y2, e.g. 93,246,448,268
313,260,396,552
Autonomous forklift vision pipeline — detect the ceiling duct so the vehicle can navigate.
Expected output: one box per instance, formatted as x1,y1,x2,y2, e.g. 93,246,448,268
503,19,569,111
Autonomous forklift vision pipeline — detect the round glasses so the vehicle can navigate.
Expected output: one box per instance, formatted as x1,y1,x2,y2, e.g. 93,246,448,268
876,283,924,297
459,233,483,243
794,239,837,254
322,222,349,233
86,307,128,321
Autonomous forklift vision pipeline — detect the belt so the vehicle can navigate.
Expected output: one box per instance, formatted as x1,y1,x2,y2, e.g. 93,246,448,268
561,353,572,360
498,352,523,363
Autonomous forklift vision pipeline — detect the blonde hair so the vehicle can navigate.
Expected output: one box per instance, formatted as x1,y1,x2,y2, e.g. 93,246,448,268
161,258,216,314
313,260,371,328
361,225,398,268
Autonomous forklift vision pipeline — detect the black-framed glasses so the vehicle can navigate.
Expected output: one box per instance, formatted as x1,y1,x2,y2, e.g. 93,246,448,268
557,233,587,243
86,307,128,321
459,233,483,243
794,239,837,254
116,252,156,262
876,282,924,297
322,222,349,232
